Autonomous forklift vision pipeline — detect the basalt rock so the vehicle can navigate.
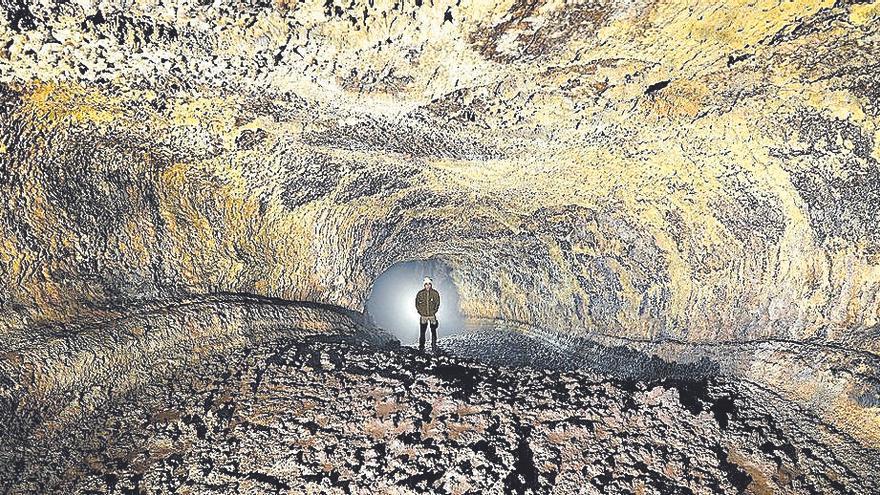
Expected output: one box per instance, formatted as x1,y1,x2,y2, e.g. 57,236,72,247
1,0,879,491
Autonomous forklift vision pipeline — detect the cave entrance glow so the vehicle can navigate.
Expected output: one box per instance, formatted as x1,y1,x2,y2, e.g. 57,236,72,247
365,259,465,346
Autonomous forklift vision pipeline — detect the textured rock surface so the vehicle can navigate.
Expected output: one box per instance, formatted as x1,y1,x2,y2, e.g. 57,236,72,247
2,0,879,341
0,294,391,435
5,333,878,494
1,0,880,488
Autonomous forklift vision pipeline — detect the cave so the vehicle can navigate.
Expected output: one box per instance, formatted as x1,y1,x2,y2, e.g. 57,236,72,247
1,0,879,493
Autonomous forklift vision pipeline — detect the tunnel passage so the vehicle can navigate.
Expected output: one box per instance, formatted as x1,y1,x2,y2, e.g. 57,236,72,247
364,258,465,345
1,0,880,491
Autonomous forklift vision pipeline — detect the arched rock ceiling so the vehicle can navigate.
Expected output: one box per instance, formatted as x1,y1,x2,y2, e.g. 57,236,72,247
1,0,879,351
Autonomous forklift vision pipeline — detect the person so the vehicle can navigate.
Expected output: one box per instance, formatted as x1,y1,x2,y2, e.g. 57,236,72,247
415,276,440,353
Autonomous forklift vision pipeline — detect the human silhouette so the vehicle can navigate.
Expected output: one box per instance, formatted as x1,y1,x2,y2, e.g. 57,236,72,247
415,276,440,353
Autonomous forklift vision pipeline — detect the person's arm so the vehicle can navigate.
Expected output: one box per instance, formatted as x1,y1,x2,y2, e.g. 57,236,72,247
432,291,440,314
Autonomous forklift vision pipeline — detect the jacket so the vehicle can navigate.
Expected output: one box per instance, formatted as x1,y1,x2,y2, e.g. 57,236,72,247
415,288,440,317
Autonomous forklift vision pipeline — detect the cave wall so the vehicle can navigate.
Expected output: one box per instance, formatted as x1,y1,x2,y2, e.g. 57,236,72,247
1,0,879,441
2,0,878,344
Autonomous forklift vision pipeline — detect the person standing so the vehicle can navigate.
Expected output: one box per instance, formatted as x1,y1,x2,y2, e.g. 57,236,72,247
415,276,440,353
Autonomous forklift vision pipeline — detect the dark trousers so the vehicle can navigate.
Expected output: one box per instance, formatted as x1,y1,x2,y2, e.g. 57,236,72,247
419,319,438,351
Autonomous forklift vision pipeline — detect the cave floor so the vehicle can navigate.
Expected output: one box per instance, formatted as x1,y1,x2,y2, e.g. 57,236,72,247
4,334,878,494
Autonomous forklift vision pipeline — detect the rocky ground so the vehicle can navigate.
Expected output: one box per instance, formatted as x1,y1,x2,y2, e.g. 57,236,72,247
3,330,878,494
2,0,880,458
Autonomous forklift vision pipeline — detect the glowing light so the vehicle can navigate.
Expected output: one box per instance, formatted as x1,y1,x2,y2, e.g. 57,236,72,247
365,259,464,346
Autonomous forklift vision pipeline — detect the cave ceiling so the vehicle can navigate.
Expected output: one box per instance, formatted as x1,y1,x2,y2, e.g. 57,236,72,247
0,0,878,346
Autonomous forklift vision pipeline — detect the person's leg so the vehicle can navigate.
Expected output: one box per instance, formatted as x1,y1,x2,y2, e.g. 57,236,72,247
419,320,427,352
430,320,438,351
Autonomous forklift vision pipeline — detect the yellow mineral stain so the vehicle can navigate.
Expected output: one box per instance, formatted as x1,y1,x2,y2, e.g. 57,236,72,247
599,0,836,72
169,96,237,134
873,129,880,162
726,447,777,495
21,82,118,125
649,79,710,119
807,89,866,122
850,1,880,25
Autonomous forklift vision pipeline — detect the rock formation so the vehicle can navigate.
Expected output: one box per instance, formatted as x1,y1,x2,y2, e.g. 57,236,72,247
9,335,878,493
1,0,879,492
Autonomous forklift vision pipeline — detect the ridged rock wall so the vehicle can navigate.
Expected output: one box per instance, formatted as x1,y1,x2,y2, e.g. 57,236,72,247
1,0,879,443
0,294,390,440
